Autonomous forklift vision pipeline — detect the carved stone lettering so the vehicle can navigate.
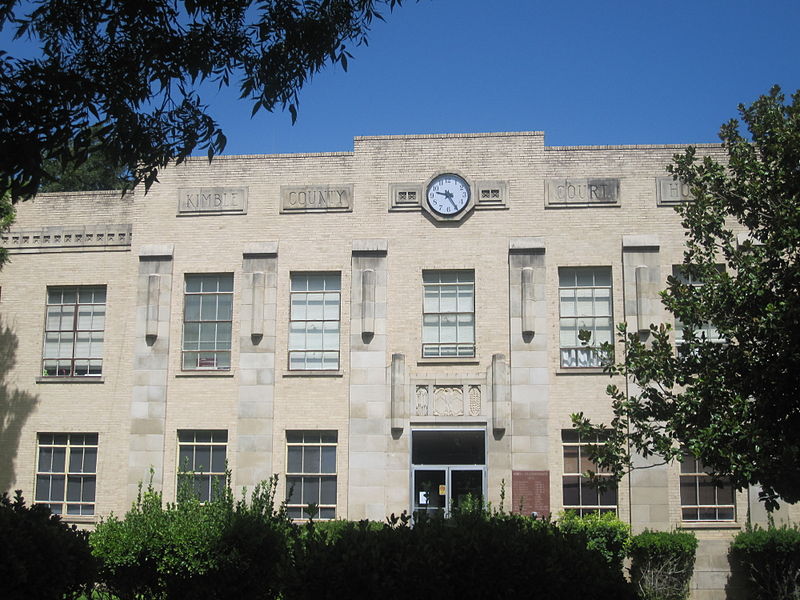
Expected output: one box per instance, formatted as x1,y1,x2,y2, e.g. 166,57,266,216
178,187,248,215
545,178,619,207
280,185,353,213
656,177,693,205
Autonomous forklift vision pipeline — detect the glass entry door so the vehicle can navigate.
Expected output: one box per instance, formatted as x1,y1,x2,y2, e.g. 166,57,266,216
413,467,484,516
411,429,486,517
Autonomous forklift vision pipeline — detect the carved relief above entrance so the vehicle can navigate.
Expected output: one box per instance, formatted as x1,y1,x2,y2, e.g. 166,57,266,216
413,382,484,418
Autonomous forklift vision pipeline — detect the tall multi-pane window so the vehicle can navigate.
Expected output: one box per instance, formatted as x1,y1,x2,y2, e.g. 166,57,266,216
680,454,735,521
562,430,617,516
422,270,475,358
559,267,612,368
182,274,233,370
672,266,723,345
289,273,340,370
285,430,337,519
42,286,106,377
35,433,98,516
177,430,227,502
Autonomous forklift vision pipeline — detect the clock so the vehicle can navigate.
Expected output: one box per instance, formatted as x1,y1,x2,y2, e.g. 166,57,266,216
426,173,471,216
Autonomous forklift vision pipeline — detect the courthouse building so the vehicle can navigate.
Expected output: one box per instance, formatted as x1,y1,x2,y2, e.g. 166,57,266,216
0,131,794,598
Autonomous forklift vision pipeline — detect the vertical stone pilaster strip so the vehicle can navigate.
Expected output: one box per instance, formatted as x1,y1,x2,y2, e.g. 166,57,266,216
390,353,405,430
491,353,509,433
129,244,174,503
507,237,549,513
349,239,390,520
146,274,160,339
361,268,376,337
251,271,265,338
237,242,278,490
521,266,535,336
622,235,670,531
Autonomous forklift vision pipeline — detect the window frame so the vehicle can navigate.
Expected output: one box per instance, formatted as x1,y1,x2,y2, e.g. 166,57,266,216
561,430,618,516
181,273,234,371
35,432,98,516
679,453,736,522
42,286,106,377
558,267,613,368
176,429,228,502
288,273,341,371
421,270,476,358
285,430,338,520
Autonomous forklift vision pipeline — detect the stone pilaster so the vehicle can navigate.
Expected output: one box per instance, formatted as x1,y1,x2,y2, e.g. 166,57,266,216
236,242,278,490
507,237,549,513
622,235,670,531
129,244,173,500
348,239,391,520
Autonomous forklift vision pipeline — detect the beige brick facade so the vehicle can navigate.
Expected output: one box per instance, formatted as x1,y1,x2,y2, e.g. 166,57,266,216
0,132,796,598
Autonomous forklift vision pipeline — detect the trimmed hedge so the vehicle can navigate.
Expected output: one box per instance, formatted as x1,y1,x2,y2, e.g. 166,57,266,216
729,524,800,600
629,530,697,600
0,490,95,600
557,510,631,571
285,509,634,600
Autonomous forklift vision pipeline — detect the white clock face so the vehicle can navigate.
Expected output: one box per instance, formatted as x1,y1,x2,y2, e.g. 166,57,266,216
426,174,470,216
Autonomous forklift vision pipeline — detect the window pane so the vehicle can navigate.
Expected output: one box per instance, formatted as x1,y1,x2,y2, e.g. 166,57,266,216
323,293,339,320
306,275,325,291
302,476,320,504
290,294,307,320
211,447,226,472
423,287,439,313
287,447,302,473
563,446,579,473
321,446,336,473
563,476,580,505
320,477,336,504
303,446,321,473
194,446,211,471
680,478,696,505
286,476,302,504
217,294,232,321
698,478,716,505
440,314,457,343
51,447,66,472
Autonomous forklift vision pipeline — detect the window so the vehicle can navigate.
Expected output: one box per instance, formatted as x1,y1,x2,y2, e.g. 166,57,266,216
182,274,233,370
35,433,97,516
285,430,337,519
672,266,723,345
42,286,105,376
422,270,475,358
177,430,227,502
289,273,340,370
562,430,617,516
680,454,735,521
559,267,612,368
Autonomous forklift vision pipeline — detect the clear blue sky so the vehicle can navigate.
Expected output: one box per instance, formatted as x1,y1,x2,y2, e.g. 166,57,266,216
5,0,800,155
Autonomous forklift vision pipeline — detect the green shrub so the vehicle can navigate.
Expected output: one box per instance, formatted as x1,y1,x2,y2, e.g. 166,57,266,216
557,510,631,571
0,490,95,600
90,476,292,600
285,507,634,600
629,530,698,600
729,523,800,600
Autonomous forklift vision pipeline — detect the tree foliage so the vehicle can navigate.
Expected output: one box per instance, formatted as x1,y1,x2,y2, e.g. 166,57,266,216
39,133,131,192
573,86,800,509
0,0,404,201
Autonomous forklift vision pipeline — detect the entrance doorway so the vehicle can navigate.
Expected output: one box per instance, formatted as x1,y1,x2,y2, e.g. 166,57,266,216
411,429,486,516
